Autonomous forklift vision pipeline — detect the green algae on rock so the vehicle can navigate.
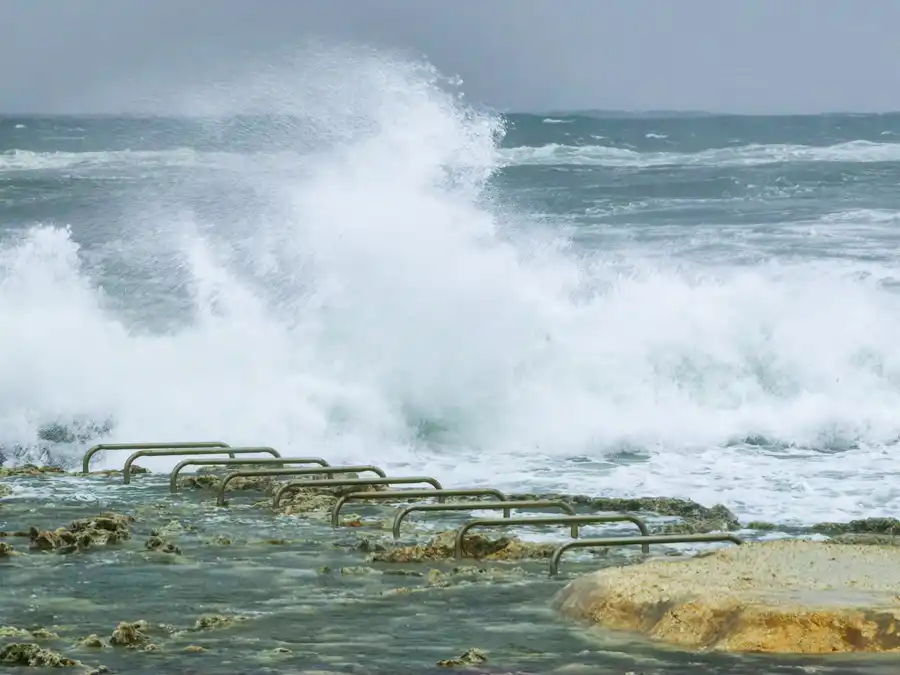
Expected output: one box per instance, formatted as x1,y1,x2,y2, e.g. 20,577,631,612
369,530,554,563
29,513,133,554
0,643,81,667
0,465,66,478
192,614,248,631
812,517,900,536
436,647,487,667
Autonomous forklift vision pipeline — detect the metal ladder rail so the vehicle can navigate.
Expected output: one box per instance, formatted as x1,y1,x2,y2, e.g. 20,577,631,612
549,533,744,575
331,489,509,527
169,457,331,493
217,466,391,507
82,441,232,474
271,476,443,510
122,447,283,484
392,500,577,539
454,514,652,558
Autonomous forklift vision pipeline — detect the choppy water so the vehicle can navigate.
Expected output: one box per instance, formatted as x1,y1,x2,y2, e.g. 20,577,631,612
2,47,900,673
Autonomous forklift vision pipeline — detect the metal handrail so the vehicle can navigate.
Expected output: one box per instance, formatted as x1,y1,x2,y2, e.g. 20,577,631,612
549,533,744,575
82,441,232,474
169,457,331,493
330,489,508,527
271,476,443,510
454,514,651,559
122,447,281,484
392,500,576,539
217,466,390,507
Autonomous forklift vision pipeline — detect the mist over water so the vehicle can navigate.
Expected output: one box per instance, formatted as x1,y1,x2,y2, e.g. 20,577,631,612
3,48,900,524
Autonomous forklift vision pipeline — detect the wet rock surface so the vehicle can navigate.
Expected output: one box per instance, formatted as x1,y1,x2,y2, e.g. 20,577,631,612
369,530,554,563
28,513,133,553
0,643,81,667
554,539,900,654
2,468,898,674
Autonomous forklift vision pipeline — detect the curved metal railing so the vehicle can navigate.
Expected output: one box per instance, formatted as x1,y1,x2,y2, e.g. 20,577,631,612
73,438,752,582
392,500,576,539
82,441,232,474
216,466,388,506
122,446,282,484
330,488,508,527
549,533,744,575
453,514,651,559
169,457,331,493
271,476,443,510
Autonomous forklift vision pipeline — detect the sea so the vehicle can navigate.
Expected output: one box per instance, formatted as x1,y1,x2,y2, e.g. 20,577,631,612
2,52,899,674
3,54,900,529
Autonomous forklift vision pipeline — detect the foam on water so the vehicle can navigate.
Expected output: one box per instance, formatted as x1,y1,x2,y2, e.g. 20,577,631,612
2,48,900,524
502,139,900,167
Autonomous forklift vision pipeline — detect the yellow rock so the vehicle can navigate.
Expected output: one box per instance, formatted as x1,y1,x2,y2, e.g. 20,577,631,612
553,540,900,653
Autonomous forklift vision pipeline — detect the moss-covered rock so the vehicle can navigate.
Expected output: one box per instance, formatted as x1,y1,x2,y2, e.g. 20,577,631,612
192,614,248,631
0,465,66,478
29,513,133,554
436,647,487,667
811,517,900,536
0,643,81,667
108,621,150,648
144,536,182,555
369,530,554,563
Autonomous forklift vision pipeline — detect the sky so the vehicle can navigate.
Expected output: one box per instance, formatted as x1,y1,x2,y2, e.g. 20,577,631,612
3,0,900,114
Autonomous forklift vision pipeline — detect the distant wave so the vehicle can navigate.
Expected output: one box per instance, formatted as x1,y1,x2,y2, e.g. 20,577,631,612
501,140,900,168
0,148,274,173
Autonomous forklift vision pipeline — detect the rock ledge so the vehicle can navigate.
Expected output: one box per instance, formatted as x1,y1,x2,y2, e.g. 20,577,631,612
553,540,900,653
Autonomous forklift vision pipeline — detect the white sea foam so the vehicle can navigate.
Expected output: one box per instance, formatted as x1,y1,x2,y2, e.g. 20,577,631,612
502,140,900,168
2,47,900,525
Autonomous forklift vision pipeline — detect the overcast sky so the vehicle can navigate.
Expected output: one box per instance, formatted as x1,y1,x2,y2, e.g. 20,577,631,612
3,0,900,114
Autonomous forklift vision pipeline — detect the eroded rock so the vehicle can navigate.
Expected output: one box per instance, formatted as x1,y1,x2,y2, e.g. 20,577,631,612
144,536,182,555
109,621,151,648
0,643,81,667
554,539,900,653
812,517,900,536
0,465,66,478
0,626,57,639
193,614,248,631
29,513,133,554
436,647,487,667
369,530,554,563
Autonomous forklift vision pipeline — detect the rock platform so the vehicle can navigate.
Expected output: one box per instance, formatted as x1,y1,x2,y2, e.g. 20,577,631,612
553,539,900,653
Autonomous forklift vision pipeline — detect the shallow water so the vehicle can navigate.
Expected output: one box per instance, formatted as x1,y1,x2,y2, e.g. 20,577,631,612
1,470,895,675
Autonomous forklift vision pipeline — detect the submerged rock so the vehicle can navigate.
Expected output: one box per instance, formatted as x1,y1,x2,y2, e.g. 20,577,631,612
369,530,554,563
0,484,12,498
192,614,248,631
0,643,81,667
0,627,57,639
144,536,182,555
74,635,105,649
109,621,151,648
0,542,17,557
0,465,66,478
554,539,900,653
29,513,133,554
436,647,487,667
812,517,900,536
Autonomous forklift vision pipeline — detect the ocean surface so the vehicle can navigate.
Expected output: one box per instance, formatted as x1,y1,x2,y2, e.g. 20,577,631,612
3,56,900,530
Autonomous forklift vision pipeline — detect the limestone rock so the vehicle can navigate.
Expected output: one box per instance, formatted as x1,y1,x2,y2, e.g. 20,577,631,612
0,643,81,667
369,530,553,563
553,540,900,653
